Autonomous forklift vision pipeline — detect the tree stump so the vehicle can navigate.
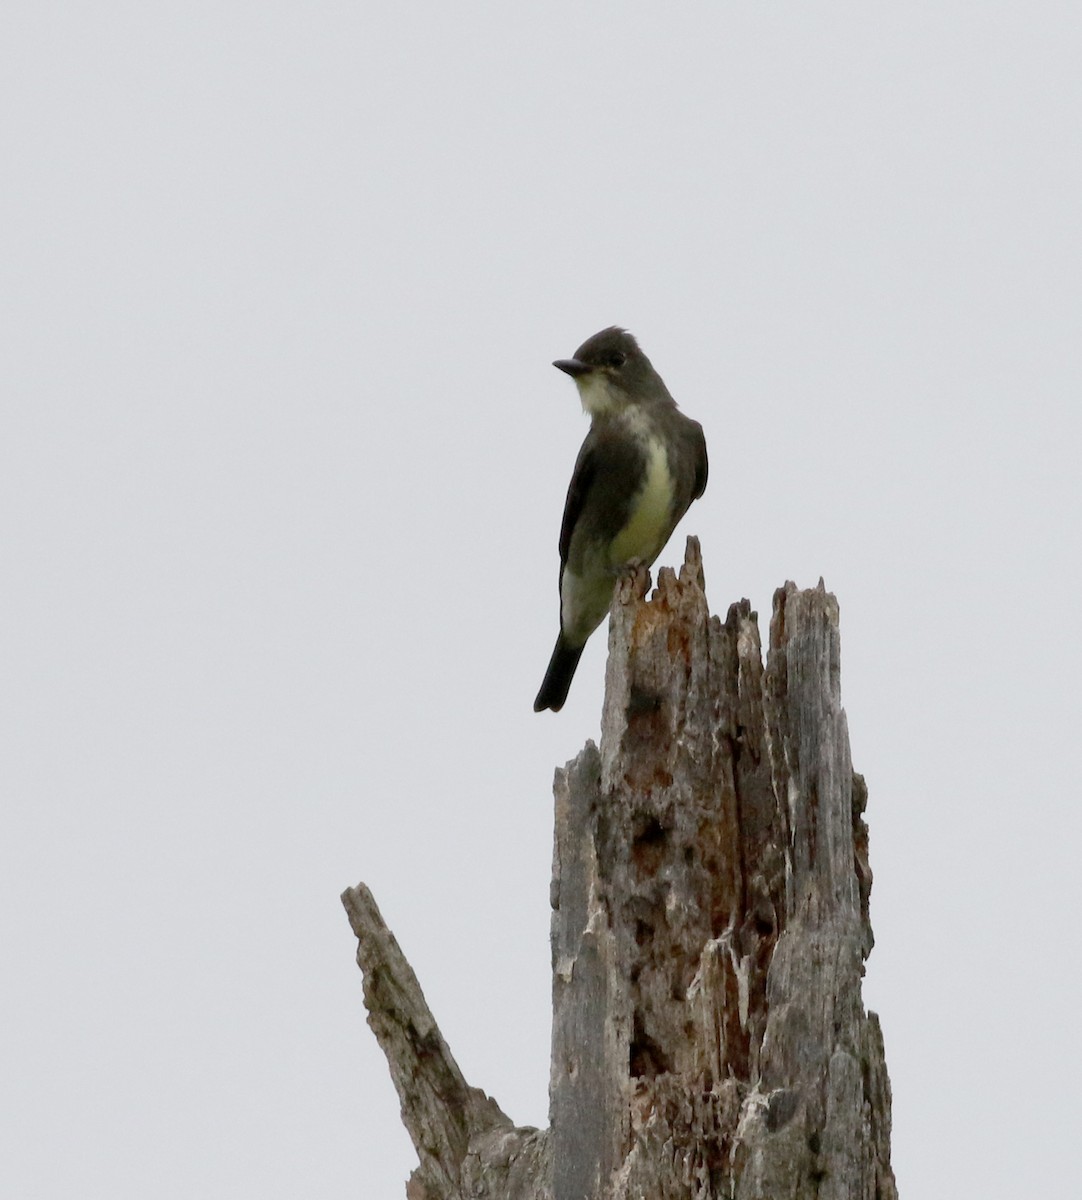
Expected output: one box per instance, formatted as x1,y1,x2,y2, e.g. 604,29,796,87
343,537,897,1200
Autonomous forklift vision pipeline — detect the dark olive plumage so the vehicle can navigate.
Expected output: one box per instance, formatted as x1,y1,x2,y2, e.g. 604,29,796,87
534,328,708,712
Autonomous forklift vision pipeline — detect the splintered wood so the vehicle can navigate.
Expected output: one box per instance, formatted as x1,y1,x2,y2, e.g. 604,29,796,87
345,537,896,1200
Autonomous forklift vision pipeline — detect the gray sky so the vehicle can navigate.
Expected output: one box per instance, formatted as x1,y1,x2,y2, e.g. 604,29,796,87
3,3,1079,1196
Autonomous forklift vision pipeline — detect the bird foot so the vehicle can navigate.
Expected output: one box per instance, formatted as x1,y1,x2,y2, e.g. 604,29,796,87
614,559,652,604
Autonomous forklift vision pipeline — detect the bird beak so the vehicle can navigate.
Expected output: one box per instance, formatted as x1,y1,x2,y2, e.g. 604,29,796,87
553,357,591,378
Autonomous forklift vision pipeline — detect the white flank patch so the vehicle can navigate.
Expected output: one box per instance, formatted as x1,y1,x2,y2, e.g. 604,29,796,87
560,565,614,643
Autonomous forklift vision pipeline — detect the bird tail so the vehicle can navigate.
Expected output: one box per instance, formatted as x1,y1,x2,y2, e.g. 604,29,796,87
533,635,585,713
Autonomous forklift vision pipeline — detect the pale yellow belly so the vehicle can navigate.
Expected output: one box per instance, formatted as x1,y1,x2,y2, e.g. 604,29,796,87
608,439,673,567
560,439,675,643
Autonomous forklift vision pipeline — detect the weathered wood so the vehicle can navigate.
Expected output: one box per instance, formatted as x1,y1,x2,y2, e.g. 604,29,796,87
341,883,551,1200
344,537,896,1199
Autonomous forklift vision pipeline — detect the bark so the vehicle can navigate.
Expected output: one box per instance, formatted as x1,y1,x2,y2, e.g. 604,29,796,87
343,537,897,1200
341,884,550,1200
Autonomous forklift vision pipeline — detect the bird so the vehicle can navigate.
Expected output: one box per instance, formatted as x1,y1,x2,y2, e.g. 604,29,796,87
534,327,708,712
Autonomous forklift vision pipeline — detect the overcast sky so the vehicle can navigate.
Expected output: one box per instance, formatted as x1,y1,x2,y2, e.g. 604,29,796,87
3,3,1080,1196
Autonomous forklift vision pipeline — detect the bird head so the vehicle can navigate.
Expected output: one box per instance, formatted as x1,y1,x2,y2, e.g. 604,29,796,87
553,327,662,418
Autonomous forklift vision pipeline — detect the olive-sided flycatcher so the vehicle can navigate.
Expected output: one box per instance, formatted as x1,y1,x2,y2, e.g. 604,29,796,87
534,327,708,712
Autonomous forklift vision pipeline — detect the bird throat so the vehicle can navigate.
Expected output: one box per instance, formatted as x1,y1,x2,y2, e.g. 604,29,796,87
575,372,623,418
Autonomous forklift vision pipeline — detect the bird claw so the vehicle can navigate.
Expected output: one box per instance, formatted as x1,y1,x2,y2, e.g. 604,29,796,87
614,558,652,603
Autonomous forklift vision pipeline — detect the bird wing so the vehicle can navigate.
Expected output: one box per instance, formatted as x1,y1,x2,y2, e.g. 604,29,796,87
559,436,597,567
558,425,645,568
691,420,708,500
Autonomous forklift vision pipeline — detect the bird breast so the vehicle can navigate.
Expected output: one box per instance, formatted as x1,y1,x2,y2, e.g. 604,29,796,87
608,434,674,567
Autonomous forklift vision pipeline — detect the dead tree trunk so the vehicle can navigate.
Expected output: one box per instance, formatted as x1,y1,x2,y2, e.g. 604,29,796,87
342,538,897,1200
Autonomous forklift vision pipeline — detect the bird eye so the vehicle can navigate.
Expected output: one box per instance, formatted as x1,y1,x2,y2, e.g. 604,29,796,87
609,351,627,368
